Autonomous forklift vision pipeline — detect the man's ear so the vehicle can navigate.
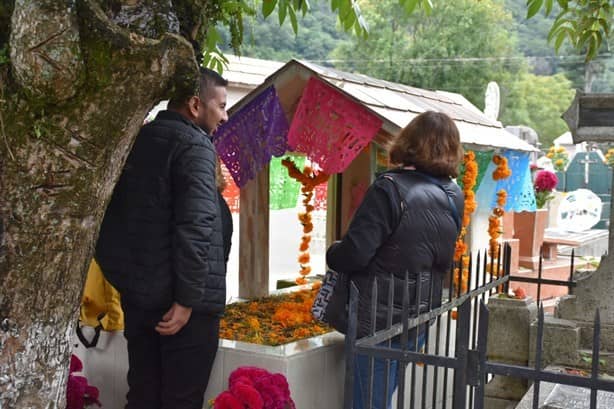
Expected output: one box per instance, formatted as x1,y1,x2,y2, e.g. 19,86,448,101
187,96,200,119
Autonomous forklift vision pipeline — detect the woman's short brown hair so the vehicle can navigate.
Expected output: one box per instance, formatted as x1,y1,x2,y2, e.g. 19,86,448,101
388,111,463,178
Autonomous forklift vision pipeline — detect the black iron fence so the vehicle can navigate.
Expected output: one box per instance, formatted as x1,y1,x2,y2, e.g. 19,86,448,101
343,244,614,408
507,248,577,302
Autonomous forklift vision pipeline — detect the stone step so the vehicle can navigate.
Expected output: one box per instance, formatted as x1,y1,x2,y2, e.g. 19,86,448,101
578,323,614,352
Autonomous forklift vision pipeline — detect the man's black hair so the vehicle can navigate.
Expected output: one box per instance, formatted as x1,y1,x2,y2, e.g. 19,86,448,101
198,67,228,99
168,67,227,109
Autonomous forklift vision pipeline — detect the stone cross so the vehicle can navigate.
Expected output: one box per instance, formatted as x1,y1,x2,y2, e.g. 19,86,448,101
559,91,614,324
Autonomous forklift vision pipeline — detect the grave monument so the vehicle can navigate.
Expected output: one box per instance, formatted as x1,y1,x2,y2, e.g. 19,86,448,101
487,91,614,408
518,91,614,407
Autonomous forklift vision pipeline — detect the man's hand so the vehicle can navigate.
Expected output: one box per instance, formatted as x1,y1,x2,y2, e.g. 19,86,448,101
155,302,192,336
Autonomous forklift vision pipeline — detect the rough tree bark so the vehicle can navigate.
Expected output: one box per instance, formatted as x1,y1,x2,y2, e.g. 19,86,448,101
0,1,205,406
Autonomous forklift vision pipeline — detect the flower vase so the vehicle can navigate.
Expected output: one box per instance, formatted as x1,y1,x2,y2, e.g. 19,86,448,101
513,208,549,270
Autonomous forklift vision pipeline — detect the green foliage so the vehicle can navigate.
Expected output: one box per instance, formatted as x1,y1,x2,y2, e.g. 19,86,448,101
580,350,607,368
499,72,574,148
207,0,376,70
208,0,437,71
199,1,256,71
505,0,614,93
527,0,612,61
534,190,555,208
330,0,523,108
205,0,614,76
218,1,351,63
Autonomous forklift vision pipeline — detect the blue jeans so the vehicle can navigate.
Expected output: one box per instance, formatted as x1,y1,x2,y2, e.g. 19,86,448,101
353,332,426,409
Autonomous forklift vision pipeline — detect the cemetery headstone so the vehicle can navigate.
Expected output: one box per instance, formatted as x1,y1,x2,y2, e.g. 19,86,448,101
565,151,611,228
558,91,614,324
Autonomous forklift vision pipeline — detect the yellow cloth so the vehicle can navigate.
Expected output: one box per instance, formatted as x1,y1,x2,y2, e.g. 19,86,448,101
80,259,124,331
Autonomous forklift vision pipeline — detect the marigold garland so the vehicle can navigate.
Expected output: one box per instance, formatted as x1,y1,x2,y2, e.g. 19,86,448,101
454,151,478,296
488,154,511,287
281,158,329,284
488,190,507,260
219,289,330,346
492,154,512,180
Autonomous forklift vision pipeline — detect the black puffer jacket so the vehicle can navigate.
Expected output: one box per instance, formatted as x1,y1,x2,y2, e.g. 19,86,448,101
96,110,226,315
326,169,464,337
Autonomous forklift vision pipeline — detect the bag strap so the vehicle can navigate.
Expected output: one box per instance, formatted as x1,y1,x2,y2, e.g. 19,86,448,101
383,171,461,234
75,312,105,349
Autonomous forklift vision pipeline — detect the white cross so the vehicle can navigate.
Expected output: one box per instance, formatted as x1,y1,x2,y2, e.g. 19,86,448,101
578,153,599,186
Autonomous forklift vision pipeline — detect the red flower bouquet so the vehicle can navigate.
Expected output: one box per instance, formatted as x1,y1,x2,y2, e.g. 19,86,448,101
534,170,558,209
213,366,296,409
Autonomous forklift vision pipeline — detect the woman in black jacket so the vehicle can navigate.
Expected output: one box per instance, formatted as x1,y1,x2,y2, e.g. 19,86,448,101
326,111,464,409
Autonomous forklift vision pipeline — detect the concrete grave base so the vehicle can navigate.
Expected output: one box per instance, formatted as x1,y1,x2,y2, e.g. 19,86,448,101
72,328,346,409
204,332,346,408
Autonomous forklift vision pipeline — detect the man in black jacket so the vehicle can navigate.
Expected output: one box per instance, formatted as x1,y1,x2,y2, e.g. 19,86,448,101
96,67,228,409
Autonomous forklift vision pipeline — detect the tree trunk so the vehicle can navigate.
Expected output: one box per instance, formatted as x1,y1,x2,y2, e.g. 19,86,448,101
0,1,199,406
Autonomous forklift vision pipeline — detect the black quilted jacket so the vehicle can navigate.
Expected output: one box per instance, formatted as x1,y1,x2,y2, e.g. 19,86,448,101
326,169,464,338
96,110,226,315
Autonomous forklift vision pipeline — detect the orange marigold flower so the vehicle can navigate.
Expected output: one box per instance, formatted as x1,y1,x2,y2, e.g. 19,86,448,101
295,277,308,285
299,241,309,252
465,199,477,214
247,317,260,331
451,310,458,320
493,207,505,217
454,241,467,261
492,156,512,180
303,223,314,233
298,252,310,264
292,328,311,338
312,281,322,290
496,190,507,206
300,266,311,276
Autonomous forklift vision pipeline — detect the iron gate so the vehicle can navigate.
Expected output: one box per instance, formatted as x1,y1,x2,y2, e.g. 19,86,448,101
343,245,614,409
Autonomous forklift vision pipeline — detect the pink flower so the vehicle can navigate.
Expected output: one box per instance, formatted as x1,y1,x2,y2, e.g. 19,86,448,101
230,382,264,409
66,355,101,409
214,391,243,409
229,367,269,386
534,170,558,192
215,367,295,409
255,373,295,409
70,354,83,373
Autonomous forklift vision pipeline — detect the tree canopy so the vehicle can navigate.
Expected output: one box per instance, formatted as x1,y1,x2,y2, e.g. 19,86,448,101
330,0,523,109
205,0,612,68
499,72,575,148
